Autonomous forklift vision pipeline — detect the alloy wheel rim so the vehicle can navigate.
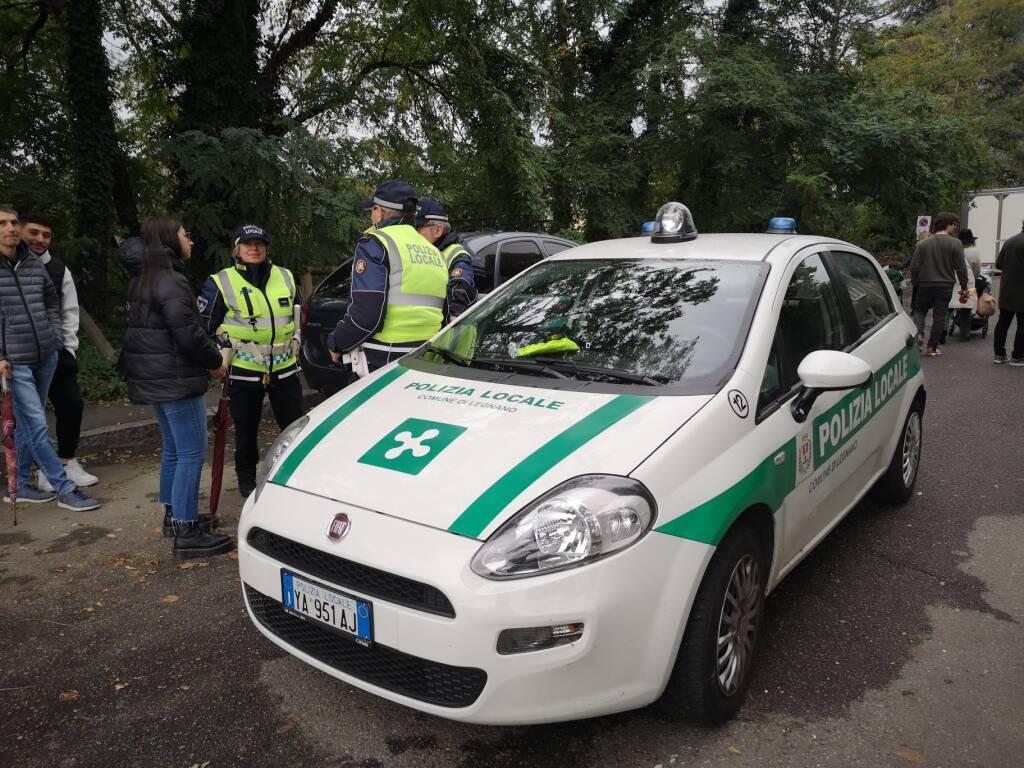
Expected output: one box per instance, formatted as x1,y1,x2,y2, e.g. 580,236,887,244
716,554,761,696
902,412,922,487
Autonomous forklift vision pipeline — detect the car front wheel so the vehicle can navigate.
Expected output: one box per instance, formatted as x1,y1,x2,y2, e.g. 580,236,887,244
869,398,923,504
659,525,767,724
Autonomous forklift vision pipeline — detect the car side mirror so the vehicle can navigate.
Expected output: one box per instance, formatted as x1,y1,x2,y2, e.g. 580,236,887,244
790,350,872,423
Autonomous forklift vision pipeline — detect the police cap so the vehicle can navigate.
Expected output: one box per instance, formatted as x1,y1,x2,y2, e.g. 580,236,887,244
233,224,269,245
372,180,417,212
415,198,449,228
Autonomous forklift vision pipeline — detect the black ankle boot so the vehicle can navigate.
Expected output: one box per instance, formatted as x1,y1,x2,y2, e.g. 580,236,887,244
163,506,212,538
172,520,233,561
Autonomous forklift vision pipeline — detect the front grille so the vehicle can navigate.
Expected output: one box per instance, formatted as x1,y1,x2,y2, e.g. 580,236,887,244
244,585,486,708
247,527,455,618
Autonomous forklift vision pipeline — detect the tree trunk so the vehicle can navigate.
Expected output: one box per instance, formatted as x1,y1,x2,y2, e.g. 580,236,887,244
63,0,136,308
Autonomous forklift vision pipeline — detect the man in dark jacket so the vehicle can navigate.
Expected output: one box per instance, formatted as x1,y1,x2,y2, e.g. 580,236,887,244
0,206,99,511
910,211,969,357
993,221,1024,365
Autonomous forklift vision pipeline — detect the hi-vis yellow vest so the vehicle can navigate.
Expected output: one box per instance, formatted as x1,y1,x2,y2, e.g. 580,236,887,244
213,264,297,372
442,242,471,270
369,225,448,344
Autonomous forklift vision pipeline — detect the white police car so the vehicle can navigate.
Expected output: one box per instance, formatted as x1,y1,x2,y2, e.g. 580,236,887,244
238,205,924,725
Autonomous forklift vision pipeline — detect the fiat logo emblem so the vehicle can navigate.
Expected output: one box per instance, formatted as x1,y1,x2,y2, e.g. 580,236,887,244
327,513,351,542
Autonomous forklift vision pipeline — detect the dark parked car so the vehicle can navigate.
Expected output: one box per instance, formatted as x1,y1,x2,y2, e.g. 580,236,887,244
300,231,578,395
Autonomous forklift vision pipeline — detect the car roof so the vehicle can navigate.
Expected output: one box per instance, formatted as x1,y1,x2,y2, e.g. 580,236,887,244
464,231,578,250
548,233,860,266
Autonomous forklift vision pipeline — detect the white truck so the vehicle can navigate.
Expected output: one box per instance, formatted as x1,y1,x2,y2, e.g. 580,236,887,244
962,187,1024,270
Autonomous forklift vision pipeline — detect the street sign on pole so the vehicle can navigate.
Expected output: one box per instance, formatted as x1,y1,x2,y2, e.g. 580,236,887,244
916,215,931,236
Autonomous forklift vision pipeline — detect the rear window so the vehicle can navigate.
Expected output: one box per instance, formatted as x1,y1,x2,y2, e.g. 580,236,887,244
421,258,768,392
314,261,352,299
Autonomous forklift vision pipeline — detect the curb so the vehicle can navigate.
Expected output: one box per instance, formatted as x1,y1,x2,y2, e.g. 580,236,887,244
78,388,324,457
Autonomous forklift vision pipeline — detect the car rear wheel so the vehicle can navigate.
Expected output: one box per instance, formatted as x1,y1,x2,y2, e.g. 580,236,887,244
659,525,766,725
869,399,923,504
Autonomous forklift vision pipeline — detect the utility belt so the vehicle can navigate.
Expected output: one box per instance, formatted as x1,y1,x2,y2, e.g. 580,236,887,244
225,338,294,367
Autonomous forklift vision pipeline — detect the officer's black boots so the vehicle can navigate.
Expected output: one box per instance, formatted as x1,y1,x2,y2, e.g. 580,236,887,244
237,469,257,499
162,505,213,538
172,520,234,561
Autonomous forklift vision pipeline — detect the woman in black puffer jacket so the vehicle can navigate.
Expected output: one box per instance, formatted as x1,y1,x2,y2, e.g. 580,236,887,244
119,217,233,561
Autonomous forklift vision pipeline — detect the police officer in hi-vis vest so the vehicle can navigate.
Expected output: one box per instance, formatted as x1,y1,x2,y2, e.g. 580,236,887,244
414,198,478,320
197,224,303,498
327,181,449,372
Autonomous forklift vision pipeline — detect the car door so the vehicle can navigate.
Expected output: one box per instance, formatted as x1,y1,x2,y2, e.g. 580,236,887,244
495,239,544,288
824,249,910,483
756,250,861,567
303,260,351,368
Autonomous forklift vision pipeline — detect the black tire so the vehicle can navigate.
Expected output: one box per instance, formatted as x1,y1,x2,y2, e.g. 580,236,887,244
869,399,923,504
658,525,767,725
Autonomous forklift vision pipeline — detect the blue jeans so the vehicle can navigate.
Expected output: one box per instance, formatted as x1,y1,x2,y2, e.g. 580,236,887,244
12,352,74,495
152,395,207,523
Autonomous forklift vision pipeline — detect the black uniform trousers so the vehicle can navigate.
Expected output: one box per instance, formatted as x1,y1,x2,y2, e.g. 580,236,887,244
228,372,304,482
48,349,84,460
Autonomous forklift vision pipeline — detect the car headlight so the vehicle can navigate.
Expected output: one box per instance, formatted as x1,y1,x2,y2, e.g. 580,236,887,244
253,416,310,503
470,475,656,579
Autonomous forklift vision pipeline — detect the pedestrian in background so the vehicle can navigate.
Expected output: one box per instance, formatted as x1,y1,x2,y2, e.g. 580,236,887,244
20,212,98,489
993,220,1024,366
197,224,302,499
118,217,233,560
0,205,99,512
910,212,969,357
947,228,980,342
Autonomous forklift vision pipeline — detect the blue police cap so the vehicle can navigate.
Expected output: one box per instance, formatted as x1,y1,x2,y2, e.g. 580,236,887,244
233,224,269,245
372,180,417,212
415,198,449,228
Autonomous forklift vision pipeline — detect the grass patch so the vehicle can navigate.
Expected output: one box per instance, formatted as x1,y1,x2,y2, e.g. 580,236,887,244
77,337,128,403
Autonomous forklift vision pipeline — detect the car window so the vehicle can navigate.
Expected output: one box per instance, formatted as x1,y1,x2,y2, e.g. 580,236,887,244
829,251,894,337
497,240,543,284
424,258,769,391
543,240,573,257
759,254,849,411
315,260,352,299
473,243,497,293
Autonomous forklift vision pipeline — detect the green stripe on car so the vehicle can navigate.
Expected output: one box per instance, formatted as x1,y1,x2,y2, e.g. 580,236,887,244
448,395,654,539
657,346,920,546
272,366,409,485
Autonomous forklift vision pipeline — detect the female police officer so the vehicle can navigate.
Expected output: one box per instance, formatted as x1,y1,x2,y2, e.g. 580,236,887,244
197,224,302,497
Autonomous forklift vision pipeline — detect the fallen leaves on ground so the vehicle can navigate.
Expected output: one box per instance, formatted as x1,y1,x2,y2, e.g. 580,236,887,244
114,681,127,691
160,595,180,605
950,549,968,557
727,746,742,755
58,689,79,702
897,747,924,763
228,551,239,561
275,722,297,735
178,561,209,570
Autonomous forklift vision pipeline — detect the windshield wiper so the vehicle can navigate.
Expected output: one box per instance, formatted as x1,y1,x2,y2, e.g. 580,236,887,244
524,356,665,386
422,343,472,367
473,357,569,379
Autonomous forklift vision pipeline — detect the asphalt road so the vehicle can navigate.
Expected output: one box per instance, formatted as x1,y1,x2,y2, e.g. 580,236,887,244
2,316,1022,768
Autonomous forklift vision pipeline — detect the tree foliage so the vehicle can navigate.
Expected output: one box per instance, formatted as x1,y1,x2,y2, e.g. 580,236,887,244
0,0,1019,317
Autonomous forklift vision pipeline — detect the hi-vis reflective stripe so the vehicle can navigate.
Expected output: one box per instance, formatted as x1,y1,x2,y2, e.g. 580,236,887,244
374,230,445,309
272,367,409,486
448,396,654,539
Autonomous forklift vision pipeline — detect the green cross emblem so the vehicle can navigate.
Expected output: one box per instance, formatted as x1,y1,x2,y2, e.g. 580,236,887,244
357,418,467,476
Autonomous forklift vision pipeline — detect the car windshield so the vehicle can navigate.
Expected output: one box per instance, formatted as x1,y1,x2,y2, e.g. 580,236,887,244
417,258,768,391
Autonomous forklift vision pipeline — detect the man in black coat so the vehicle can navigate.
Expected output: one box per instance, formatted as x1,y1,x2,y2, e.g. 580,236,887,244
994,221,1024,365
0,205,99,511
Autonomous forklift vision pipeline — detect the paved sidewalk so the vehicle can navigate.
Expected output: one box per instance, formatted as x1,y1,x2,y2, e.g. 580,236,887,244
49,383,324,458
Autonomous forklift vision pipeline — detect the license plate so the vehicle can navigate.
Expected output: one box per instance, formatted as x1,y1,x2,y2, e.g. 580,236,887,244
280,570,373,646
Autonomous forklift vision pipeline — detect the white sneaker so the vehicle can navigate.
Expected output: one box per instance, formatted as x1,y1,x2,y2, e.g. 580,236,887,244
64,459,98,487
36,470,55,493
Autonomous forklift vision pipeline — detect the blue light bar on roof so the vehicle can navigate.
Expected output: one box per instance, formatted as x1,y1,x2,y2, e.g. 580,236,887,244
767,217,797,234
